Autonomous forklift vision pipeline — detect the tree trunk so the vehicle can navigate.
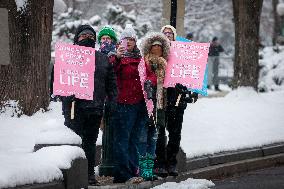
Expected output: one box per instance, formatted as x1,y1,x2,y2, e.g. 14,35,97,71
232,0,263,90
0,0,54,116
272,0,280,46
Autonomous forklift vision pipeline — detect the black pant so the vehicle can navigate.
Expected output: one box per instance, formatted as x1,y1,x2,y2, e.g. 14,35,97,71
155,105,185,167
64,107,101,176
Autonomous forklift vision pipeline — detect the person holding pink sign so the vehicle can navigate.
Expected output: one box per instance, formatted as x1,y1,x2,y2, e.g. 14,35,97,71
60,25,117,185
138,32,170,181
153,25,198,177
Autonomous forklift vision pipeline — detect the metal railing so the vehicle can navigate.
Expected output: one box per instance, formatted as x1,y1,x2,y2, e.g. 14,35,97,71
218,56,234,84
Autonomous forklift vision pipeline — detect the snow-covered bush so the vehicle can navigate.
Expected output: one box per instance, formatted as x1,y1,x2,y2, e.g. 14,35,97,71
52,8,101,53
104,4,151,39
52,3,151,52
104,4,135,26
258,46,284,92
53,0,67,14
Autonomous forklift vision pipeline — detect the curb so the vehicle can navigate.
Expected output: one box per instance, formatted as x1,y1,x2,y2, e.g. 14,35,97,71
186,142,284,171
89,153,284,189
89,142,284,189
6,181,65,189
188,153,284,179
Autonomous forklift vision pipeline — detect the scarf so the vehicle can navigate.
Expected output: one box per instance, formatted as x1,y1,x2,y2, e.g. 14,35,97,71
145,53,167,109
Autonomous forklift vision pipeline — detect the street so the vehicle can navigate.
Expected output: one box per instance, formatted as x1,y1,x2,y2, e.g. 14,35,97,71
212,165,284,189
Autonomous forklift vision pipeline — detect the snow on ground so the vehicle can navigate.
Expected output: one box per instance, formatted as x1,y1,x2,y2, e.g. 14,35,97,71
181,87,284,158
0,102,82,153
0,146,85,188
0,102,87,188
152,178,215,189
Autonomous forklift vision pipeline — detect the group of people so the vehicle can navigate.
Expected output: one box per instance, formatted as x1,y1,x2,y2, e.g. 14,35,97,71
55,23,200,185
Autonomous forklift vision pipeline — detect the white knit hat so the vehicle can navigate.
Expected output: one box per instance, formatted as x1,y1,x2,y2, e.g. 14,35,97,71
120,23,137,41
161,25,177,40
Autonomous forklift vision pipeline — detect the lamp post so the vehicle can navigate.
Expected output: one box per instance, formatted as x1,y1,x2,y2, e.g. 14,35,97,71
99,103,114,176
162,0,185,36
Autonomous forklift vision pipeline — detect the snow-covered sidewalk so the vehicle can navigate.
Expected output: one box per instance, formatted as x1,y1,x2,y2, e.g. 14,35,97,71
1,87,284,188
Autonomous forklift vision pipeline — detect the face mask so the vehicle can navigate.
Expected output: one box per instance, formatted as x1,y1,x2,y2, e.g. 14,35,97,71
77,38,96,48
99,41,116,55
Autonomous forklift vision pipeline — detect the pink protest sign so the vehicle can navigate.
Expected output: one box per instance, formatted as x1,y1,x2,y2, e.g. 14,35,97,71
53,42,96,100
138,59,154,117
164,41,210,90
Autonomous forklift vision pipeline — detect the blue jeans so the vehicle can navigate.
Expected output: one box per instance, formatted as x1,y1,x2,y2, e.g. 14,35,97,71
113,101,148,183
138,120,158,157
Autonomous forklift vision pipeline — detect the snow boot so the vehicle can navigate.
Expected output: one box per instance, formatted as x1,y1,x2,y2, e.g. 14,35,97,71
139,155,151,180
146,153,158,181
167,165,178,177
139,154,157,181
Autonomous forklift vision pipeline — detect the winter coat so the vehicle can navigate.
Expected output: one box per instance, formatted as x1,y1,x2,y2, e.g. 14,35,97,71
140,32,170,110
109,48,155,104
208,42,224,56
62,50,117,116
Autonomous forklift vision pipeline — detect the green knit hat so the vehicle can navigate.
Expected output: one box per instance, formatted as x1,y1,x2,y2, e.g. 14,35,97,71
98,26,117,44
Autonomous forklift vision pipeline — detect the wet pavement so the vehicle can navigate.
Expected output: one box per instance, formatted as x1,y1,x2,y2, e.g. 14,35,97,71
212,165,284,189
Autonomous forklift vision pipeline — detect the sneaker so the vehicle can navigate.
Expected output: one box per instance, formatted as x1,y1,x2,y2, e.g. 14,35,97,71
154,167,168,178
167,165,178,177
125,177,144,184
88,175,99,186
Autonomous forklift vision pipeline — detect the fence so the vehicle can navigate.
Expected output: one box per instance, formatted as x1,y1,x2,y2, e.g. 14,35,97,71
218,55,234,85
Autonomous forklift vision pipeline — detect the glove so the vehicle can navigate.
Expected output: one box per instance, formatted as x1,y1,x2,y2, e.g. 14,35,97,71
191,92,198,103
151,63,158,72
175,83,188,95
65,94,76,102
144,80,154,100
184,92,198,103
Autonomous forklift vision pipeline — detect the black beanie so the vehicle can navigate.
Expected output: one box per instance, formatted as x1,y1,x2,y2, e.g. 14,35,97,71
73,25,96,44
